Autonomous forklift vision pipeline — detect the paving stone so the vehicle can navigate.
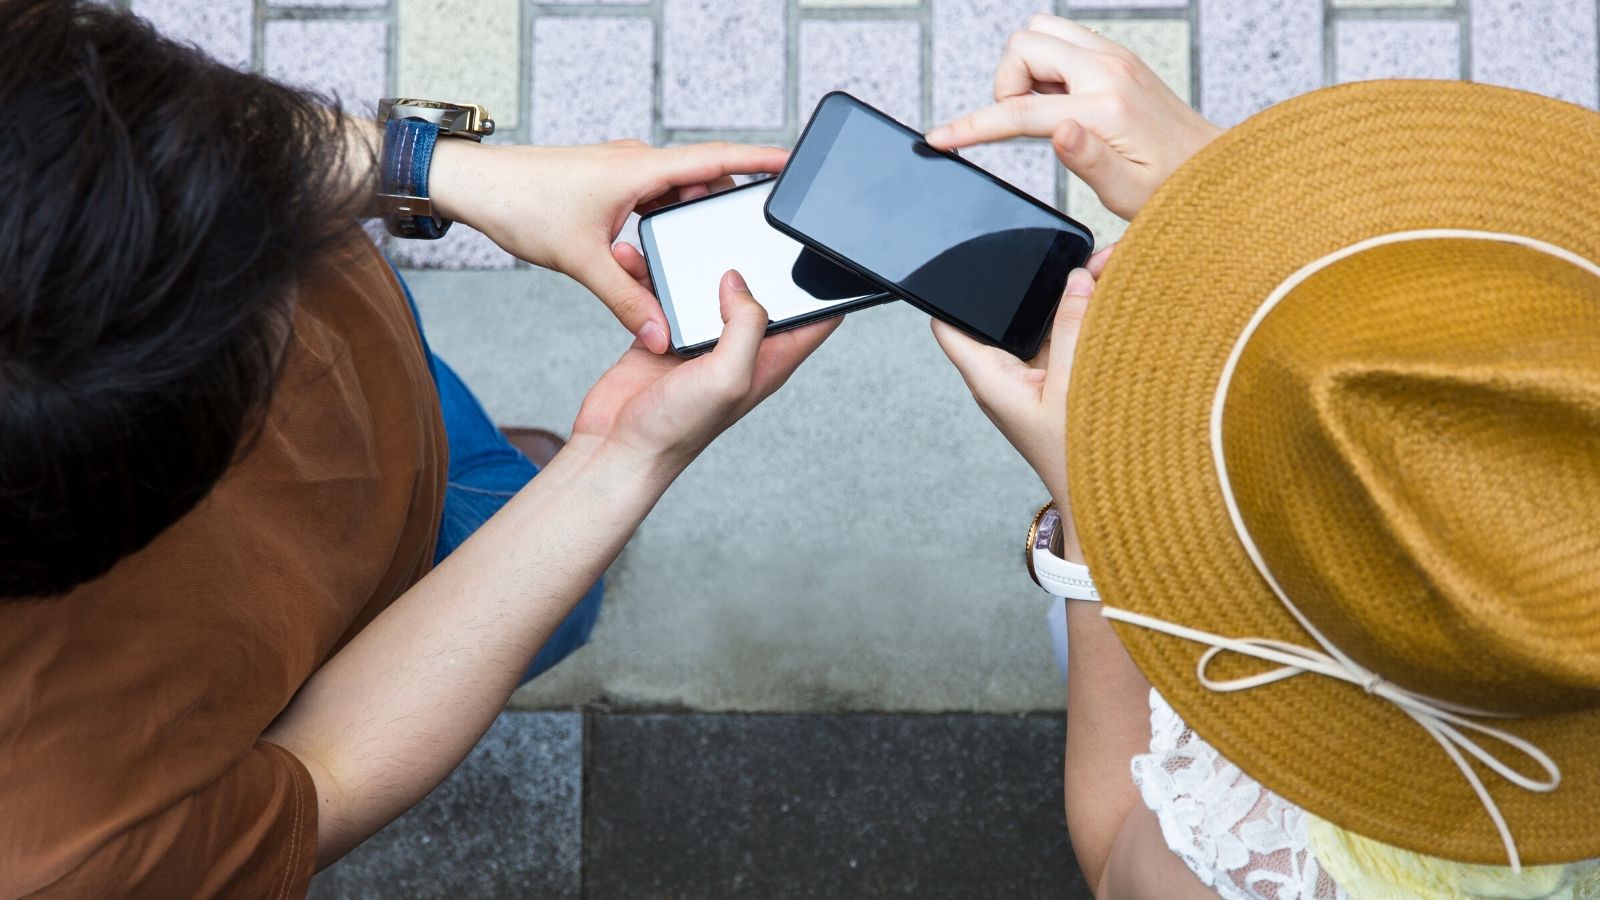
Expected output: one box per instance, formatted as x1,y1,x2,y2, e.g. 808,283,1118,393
265,20,388,117
1199,0,1324,127
532,17,654,145
586,713,1089,899
129,0,253,69
1065,17,1192,247
308,713,583,900
799,20,923,129
931,0,1056,203
1334,0,1453,6
932,0,1040,125
963,141,1057,204
397,0,521,129
389,225,517,270
663,0,787,130
803,0,918,7
269,0,387,8
1472,0,1599,109
1069,0,1186,7
1335,19,1460,83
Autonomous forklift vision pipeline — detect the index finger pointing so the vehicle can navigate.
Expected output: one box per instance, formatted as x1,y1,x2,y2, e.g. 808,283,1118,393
925,94,1088,150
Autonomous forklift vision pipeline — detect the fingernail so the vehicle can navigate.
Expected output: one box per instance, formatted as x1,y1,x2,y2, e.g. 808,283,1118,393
725,269,748,293
637,320,666,350
1066,268,1094,296
924,126,950,145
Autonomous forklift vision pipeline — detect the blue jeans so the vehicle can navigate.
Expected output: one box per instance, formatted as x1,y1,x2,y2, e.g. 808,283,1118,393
395,267,604,683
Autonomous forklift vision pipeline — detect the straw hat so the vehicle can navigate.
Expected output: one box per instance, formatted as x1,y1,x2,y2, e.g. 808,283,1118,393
1066,80,1600,867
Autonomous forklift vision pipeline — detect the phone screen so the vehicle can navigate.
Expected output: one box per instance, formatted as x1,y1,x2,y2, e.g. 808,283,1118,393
766,93,1093,358
640,181,890,355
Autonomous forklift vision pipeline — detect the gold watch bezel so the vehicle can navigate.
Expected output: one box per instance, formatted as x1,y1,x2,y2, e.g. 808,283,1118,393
377,98,496,141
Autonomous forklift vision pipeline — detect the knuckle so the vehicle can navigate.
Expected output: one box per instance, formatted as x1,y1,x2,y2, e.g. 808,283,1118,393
1004,30,1030,54
1057,298,1091,325
1096,91,1133,120
1098,55,1140,81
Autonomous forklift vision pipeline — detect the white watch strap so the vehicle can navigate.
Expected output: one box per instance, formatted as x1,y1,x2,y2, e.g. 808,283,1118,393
1031,507,1100,602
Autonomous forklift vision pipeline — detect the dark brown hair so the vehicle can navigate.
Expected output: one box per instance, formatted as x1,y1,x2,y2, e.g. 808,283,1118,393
0,0,367,597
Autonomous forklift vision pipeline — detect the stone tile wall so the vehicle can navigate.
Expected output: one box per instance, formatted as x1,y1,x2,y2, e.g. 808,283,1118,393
123,0,1599,258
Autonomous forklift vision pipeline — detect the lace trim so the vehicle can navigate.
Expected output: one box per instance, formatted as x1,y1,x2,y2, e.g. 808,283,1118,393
1130,689,1346,900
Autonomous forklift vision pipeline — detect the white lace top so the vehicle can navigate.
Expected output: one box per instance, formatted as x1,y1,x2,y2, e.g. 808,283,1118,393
1131,689,1600,900
1131,689,1348,900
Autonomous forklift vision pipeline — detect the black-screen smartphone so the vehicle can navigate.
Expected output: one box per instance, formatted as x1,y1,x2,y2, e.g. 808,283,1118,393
765,92,1094,358
638,180,894,357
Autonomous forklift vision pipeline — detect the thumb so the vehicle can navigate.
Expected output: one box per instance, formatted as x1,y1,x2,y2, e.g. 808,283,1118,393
704,269,769,395
1051,119,1142,220
569,250,671,354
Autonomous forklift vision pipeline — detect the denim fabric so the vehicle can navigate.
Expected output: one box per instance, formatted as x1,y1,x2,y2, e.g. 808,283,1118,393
394,266,603,683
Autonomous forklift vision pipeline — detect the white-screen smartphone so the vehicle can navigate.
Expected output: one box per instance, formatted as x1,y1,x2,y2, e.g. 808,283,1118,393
638,180,895,356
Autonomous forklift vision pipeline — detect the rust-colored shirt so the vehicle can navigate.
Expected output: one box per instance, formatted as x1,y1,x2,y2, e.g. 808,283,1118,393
0,237,447,898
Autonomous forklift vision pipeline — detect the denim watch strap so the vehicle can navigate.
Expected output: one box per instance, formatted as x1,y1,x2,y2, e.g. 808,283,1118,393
381,117,451,240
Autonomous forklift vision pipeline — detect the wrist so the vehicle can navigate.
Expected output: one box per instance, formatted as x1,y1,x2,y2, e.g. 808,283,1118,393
425,135,490,226
562,433,686,498
1044,482,1085,564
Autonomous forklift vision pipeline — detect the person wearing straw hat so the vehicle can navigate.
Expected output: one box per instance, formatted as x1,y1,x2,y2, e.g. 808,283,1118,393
927,15,1600,899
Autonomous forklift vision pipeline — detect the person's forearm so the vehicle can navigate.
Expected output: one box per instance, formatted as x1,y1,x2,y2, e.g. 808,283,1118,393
263,436,676,868
1063,600,1156,892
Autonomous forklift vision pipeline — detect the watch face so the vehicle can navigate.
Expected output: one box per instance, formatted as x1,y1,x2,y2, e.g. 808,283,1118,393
1034,508,1062,555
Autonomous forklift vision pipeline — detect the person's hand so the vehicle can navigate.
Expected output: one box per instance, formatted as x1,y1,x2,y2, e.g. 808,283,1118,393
924,15,1221,220
571,258,841,480
932,245,1114,561
429,139,788,353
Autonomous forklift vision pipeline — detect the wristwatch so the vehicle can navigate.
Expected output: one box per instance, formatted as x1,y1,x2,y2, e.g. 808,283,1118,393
375,98,496,239
1026,502,1100,601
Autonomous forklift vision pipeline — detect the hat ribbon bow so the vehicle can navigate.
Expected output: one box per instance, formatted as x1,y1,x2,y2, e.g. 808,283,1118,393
1102,605,1560,873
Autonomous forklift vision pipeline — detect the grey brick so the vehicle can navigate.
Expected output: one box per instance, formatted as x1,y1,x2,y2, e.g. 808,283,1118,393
269,0,387,8
1472,0,1599,108
1070,0,1186,7
265,20,389,117
1199,0,1324,127
799,20,922,129
129,0,253,69
532,17,655,145
932,0,1039,125
663,0,787,130
964,142,1057,204
1336,19,1460,84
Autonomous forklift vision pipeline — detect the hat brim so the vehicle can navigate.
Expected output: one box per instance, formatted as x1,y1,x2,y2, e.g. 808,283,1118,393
1067,80,1600,865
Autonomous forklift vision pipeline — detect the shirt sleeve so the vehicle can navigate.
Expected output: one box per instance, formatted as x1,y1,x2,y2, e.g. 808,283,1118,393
27,742,318,900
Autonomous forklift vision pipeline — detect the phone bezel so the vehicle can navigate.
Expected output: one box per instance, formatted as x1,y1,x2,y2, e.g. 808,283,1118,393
638,179,896,358
764,91,1093,359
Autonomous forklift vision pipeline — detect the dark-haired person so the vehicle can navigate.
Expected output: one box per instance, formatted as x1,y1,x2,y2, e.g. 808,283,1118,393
0,2,834,896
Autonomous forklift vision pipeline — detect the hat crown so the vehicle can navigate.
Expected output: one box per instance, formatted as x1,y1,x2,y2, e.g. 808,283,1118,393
1221,236,1600,714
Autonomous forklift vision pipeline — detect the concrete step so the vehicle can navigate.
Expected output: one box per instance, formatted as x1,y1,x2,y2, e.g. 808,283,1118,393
310,710,1089,899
